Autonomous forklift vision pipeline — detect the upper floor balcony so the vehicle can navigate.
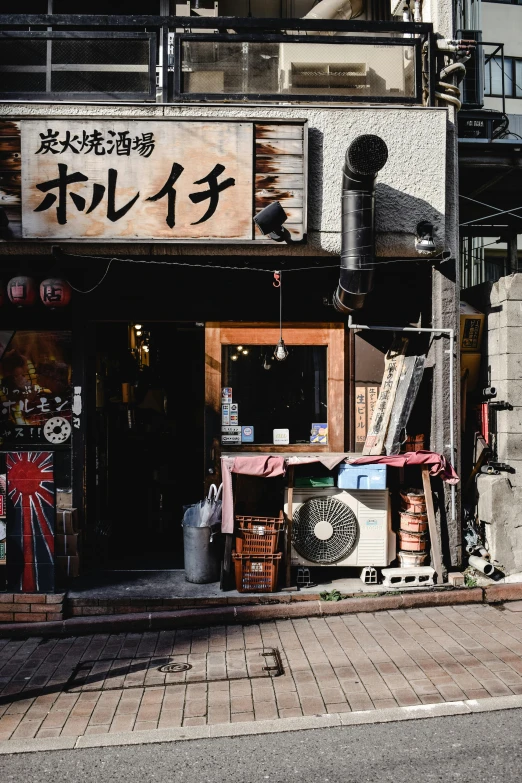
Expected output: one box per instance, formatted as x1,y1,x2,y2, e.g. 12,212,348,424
0,11,435,106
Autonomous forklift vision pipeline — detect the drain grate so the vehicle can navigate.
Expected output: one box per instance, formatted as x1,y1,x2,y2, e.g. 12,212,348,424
158,662,192,673
66,648,284,693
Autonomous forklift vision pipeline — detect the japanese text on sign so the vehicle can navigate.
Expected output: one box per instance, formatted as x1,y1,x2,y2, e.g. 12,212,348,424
22,120,254,240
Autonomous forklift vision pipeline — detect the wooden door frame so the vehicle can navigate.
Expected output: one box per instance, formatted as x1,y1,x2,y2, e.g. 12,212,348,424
204,323,345,478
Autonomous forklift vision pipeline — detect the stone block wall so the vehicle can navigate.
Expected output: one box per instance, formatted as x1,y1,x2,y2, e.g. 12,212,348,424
488,274,522,482
478,273,522,574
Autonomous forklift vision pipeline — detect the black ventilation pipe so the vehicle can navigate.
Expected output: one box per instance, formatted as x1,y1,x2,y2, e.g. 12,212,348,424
333,134,389,313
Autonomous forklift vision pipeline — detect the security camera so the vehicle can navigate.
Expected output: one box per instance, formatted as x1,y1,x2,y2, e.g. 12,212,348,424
253,201,291,242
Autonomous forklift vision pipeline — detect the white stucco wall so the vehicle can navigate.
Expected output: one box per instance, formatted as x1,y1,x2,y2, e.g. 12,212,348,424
0,102,452,261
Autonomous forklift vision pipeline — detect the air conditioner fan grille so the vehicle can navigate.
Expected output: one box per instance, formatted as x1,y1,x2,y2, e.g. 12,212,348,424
292,496,359,564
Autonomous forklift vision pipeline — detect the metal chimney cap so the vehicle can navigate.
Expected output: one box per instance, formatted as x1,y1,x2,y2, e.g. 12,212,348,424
347,134,389,176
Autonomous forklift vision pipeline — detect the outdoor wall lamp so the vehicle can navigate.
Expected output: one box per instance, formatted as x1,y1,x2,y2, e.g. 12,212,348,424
253,201,292,242
415,221,437,255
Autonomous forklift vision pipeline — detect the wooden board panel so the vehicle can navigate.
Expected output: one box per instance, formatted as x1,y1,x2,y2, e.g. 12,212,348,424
256,139,303,156
255,174,304,189
0,120,22,240
255,124,304,140
255,155,304,174
255,188,303,208
363,338,408,456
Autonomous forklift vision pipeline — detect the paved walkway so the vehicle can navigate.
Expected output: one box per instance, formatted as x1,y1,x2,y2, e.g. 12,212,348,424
1,602,522,742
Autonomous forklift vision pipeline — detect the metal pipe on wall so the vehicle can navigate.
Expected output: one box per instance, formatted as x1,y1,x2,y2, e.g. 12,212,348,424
333,135,389,313
347,315,456,524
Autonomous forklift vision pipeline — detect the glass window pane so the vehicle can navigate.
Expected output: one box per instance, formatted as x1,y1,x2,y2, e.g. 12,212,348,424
516,60,522,97
490,56,512,95
181,40,416,99
484,61,491,94
222,345,327,445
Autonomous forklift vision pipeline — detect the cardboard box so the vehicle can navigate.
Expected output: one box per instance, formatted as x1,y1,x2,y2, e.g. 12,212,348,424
55,555,80,579
55,533,80,557
461,352,481,391
460,302,485,352
55,508,78,535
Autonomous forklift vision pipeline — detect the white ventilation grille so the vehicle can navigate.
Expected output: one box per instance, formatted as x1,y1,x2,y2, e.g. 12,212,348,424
292,496,359,564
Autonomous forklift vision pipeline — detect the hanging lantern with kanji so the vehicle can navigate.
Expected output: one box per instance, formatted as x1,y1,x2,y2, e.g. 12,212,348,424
39,278,72,308
7,276,38,307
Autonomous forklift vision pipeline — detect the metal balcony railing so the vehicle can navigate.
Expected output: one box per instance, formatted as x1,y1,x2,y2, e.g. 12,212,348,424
0,14,434,104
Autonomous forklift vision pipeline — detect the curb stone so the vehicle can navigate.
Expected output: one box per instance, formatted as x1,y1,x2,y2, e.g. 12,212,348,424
1,584,522,638
0,696,521,755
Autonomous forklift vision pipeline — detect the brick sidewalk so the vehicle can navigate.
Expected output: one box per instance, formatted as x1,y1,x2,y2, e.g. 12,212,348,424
1,602,522,742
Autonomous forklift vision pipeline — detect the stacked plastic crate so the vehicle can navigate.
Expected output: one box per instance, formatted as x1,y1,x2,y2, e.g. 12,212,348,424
232,515,284,593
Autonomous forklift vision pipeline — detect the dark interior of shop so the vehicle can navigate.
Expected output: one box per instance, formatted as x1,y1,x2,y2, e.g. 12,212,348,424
94,322,204,569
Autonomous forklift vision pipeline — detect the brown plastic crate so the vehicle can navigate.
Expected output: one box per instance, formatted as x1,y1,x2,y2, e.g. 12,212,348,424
235,514,284,531
235,525,280,555
232,552,282,593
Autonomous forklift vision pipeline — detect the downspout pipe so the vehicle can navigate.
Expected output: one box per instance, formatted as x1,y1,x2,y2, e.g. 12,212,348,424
333,135,389,314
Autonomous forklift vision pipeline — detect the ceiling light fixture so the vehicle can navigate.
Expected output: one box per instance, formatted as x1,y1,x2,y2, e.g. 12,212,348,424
274,270,288,362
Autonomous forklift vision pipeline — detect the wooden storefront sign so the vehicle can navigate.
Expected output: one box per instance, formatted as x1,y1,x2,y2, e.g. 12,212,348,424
0,119,307,243
363,338,408,456
355,384,381,446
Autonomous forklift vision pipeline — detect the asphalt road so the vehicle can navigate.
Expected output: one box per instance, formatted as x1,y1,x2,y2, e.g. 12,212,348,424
2,709,522,783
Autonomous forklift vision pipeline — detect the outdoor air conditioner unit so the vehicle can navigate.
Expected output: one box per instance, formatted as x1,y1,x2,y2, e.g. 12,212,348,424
285,488,395,567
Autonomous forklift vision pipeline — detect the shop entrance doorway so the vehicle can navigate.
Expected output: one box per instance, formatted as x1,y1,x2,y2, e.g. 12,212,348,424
93,322,204,569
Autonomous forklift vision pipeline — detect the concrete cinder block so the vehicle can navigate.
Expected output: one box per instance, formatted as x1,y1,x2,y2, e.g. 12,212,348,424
504,274,522,302
381,567,435,589
488,310,500,332
447,572,465,586
478,474,522,574
496,433,522,461
487,329,500,355
496,407,522,433
486,379,522,406
499,327,522,355
499,301,522,328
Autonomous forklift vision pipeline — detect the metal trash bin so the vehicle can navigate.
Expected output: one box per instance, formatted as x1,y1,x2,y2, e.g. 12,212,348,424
183,525,221,584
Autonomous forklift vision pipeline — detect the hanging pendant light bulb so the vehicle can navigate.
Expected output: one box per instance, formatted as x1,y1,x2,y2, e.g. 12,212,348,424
273,270,288,362
274,339,288,362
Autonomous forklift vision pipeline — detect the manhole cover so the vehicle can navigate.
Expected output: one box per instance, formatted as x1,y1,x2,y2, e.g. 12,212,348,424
158,662,192,673
66,648,284,693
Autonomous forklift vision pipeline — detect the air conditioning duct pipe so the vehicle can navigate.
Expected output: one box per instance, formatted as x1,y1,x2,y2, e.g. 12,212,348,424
469,555,495,577
303,0,363,21
333,134,388,313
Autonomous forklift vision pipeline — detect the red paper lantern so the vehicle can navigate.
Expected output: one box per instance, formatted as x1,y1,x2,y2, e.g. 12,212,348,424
7,276,37,307
40,278,72,308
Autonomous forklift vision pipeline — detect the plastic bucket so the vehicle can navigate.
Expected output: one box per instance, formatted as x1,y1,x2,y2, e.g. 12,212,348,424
183,525,222,584
400,490,426,515
398,529,428,552
398,550,428,567
399,512,428,533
